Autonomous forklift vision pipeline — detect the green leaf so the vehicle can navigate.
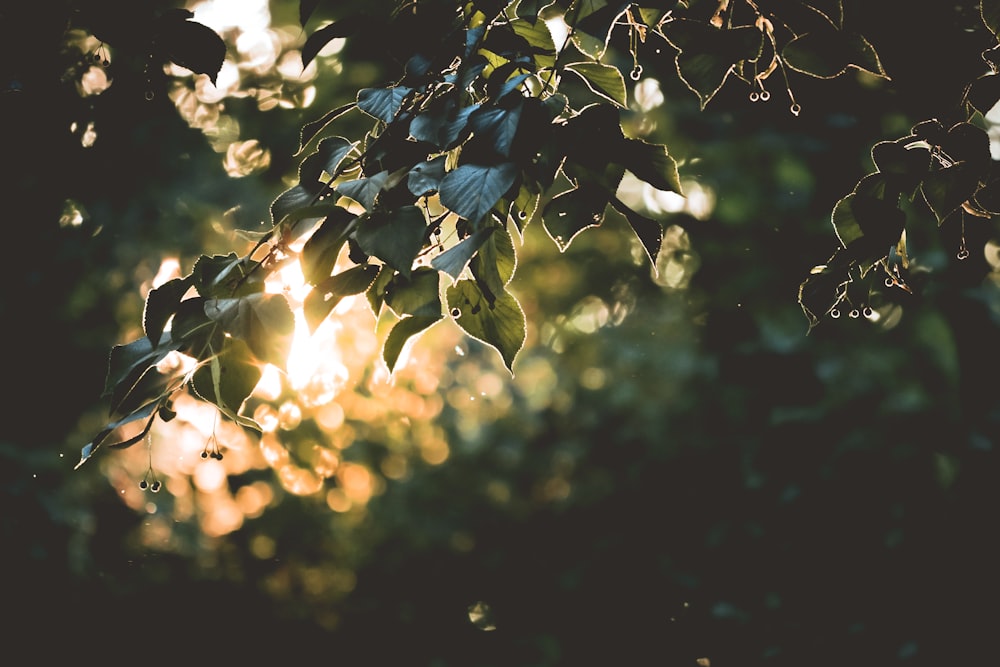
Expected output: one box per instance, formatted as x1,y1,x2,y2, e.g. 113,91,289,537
302,16,363,69
383,315,444,373
610,198,664,269
304,263,380,332
782,29,887,79
660,20,763,108
190,338,262,418
385,266,442,317
358,86,414,123
192,253,264,298
469,222,516,304
447,280,526,372
336,170,390,211
921,163,984,224
300,208,358,285
469,102,524,157
439,162,519,223
408,98,478,149
618,139,683,194
204,293,295,367
354,206,427,278
143,276,192,347
542,187,608,250
431,226,495,281
76,398,161,469
564,61,628,107
300,136,357,192
104,337,178,411
366,264,395,315
408,156,448,197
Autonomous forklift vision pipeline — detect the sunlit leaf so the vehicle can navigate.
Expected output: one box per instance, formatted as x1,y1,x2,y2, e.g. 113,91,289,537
385,266,442,317
383,314,444,373
301,208,358,285
439,162,519,223
304,263,380,332
192,253,263,298
365,264,395,315
354,205,427,278
204,293,295,367
563,61,628,107
447,280,525,372
469,222,516,304
191,337,262,418
143,276,192,347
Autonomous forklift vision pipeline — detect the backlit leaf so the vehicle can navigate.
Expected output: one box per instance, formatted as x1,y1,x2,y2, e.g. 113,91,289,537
354,206,427,278
564,61,628,107
191,338,262,418
383,315,443,373
439,162,519,222
385,266,442,317
304,263,380,332
447,280,525,372
204,293,295,367
660,19,763,108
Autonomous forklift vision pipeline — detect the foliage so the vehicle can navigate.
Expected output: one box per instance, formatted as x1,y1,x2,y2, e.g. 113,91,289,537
63,0,993,469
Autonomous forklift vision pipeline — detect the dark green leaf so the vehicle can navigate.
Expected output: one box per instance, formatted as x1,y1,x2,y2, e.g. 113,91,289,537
782,28,886,79
300,0,321,26
336,170,394,211
300,207,358,285
300,136,356,193
192,253,263,298
542,187,608,250
610,198,664,269
304,263,381,332
439,162,519,222
383,315,444,373
358,86,415,123
385,267,442,317
144,276,192,347
408,156,448,197
446,280,525,372
76,399,161,469
921,163,984,224
191,338,262,418
156,14,226,84
302,16,363,69
408,99,478,149
431,226,494,280
660,20,763,108
967,72,1000,116
204,293,295,367
618,139,683,194
354,206,427,278
365,265,395,315
104,337,177,408
469,102,524,157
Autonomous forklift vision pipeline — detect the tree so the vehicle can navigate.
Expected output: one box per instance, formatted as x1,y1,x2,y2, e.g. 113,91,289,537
4,1,1000,664
45,0,996,471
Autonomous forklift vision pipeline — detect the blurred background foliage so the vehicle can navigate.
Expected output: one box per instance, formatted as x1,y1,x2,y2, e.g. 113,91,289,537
2,1,998,665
